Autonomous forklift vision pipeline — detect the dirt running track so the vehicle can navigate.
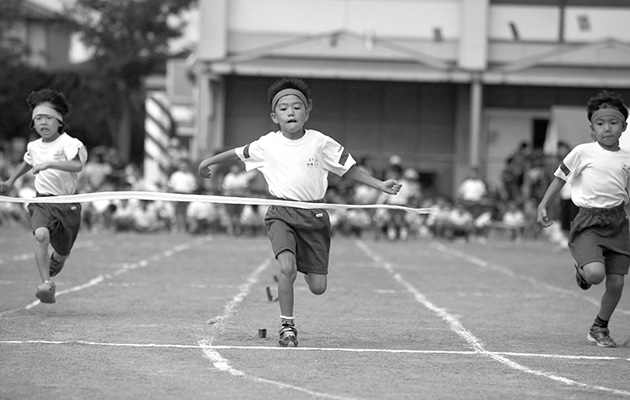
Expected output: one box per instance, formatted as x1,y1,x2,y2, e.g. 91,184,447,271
1,227,629,399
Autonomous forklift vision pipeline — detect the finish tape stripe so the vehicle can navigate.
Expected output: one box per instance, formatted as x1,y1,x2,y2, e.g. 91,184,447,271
0,191,433,214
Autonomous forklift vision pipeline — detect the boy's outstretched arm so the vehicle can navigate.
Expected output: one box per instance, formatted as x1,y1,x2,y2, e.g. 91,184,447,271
198,149,240,179
537,176,566,227
0,162,32,193
343,165,402,195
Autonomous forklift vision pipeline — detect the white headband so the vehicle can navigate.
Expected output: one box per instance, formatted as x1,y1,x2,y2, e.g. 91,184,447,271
32,105,63,123
271,88,309,111
590,108,625,124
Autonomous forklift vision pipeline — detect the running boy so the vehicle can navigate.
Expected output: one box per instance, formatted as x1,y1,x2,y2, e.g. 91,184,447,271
537,90,630,347
198,78,401,346
0,89,88,304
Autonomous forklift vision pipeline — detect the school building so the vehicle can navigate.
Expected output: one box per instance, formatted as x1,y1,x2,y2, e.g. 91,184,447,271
179,0,630,197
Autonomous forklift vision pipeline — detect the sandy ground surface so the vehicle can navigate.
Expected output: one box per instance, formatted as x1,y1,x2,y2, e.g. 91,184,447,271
1,227,629,399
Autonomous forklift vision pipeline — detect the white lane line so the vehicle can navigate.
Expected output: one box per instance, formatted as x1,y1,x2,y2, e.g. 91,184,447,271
205,260,271,331
199,340,359,400
0,237,211,317
2,340,629,362
356,240,630,397
198,259,359,400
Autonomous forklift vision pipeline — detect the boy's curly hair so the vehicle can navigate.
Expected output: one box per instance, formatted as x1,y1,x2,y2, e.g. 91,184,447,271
26,88,71,117
586,90,628,122
267,78,312,108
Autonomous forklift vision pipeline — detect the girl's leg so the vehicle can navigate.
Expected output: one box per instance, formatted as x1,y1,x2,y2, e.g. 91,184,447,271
50,250,70,277
33,227,51,282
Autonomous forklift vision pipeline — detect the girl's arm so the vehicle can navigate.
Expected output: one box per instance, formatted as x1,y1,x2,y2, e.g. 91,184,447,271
343,165,401,195
198,149,240,178
0,162,32,193
537,176,566,227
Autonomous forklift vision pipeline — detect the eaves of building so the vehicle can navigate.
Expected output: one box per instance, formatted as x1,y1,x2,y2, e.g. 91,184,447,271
203,30,630,88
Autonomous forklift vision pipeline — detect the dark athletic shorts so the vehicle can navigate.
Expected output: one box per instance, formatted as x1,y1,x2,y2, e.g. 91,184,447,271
264,205,331,275
27,200,82,256
568,204,630,275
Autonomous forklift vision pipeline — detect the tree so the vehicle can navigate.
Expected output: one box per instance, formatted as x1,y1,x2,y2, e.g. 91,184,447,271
0,0,46,149
0,0,26,66
67,0,197,163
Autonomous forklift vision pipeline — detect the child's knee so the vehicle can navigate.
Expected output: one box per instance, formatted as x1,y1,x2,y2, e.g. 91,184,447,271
309,284,326,295
305,274,327,295
583,263,606,284
277,251,297,278
279,264,297,280
33,228,50,244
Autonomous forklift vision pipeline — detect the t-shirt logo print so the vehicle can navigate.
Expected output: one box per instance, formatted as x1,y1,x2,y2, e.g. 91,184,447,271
53,150,66,161
307,157,319,167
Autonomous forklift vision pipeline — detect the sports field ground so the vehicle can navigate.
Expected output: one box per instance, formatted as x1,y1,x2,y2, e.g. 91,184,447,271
1,226,629,399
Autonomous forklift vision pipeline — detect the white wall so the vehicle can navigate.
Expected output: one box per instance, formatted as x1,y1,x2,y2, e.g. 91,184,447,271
227,0,461,38
490,5,630,42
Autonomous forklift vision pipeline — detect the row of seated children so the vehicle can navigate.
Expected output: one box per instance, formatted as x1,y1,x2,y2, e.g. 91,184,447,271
187,201,267,236
326,165,423,241
423,197,540,242
82,198,172,233
327,192,539,243
80,196,268,236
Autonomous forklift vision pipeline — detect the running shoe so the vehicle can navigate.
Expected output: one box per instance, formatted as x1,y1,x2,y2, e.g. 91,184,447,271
50,255,65,277
35,280,56,304
279,324,298,347
588,326,616,348
574,264,591,290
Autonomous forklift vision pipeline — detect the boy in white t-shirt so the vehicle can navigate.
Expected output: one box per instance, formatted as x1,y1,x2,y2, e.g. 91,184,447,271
537,91,630,348
0,89,88,304
198,78,401,346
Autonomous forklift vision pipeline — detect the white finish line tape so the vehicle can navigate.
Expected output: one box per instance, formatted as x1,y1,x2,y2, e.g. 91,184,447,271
0,191,433,214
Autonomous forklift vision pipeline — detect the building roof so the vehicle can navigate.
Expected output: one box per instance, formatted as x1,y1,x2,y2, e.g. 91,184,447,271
204,30,630,88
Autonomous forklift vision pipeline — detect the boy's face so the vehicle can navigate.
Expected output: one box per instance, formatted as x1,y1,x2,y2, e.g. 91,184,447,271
590,110,627,151
270,94,309,135
32,102,62,142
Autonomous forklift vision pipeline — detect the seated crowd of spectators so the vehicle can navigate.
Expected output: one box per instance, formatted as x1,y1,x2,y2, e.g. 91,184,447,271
0,142,568,244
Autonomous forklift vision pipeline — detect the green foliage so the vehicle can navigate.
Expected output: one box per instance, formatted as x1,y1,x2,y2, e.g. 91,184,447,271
0,0,27,67
69,0,196,89
0,66,49,143
0,0,44,144
66,0,197,163
0,0,196,165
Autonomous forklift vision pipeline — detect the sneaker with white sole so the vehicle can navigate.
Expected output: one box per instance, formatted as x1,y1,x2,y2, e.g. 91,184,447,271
587,326,616,348
279,324,298,347
35,280,56,304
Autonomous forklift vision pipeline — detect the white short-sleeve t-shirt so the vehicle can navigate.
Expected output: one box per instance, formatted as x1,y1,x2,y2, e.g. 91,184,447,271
235,129,356,201
24,133,88,195
554,142,630,208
